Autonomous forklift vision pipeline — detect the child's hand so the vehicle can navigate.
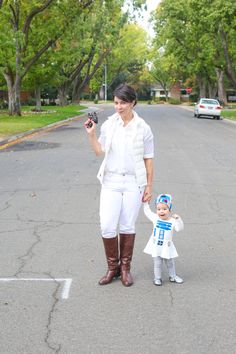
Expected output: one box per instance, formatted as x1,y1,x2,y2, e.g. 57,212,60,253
172,213,180,219
142,185,152,203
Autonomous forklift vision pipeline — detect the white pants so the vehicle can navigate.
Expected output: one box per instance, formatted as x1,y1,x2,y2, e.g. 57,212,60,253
100,173,144,238
153,256,176,279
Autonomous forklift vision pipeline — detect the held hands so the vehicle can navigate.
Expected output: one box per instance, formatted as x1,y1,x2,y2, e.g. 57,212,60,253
142,185,152,203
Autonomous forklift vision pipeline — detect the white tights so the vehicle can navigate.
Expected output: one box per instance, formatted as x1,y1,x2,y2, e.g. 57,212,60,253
153,256,176,279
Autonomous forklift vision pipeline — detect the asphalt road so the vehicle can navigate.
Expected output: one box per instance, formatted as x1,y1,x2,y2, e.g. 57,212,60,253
0,104,236,354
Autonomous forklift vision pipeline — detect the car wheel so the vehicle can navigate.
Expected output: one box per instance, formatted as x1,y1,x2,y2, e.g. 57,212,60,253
217,116,220,120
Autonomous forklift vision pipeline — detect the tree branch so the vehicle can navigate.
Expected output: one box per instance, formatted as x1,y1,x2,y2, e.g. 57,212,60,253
9,3,20,31
79,0,93,8
70,58,90,82
21,38,56,79
23,0,54,47
79,49,111,91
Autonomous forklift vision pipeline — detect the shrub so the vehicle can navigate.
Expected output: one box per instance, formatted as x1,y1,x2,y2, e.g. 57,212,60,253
0,99,8,109
169,98,181,104
189,92,198,102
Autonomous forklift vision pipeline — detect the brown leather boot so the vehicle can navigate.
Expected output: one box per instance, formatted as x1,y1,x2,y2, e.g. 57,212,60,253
99,236,120,285
120,233,135,287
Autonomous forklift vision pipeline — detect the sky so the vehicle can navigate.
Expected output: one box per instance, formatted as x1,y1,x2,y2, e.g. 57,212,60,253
138,0,161,37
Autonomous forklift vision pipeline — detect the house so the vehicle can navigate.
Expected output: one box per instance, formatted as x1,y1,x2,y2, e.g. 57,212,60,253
150,81,181,100
0,90,32,103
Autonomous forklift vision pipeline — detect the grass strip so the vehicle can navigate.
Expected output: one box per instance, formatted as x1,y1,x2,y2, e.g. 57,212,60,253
0,104,86,138
221,109,236,121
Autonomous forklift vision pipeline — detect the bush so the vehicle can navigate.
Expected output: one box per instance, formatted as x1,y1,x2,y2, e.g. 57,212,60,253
189,92,198,102
81,93,92,100
169,98,181,104
0,99,8,109
23,97,36,106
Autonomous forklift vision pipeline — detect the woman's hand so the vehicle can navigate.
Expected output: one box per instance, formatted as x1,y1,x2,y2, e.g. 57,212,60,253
172,214,180,219
84,118,103,156
142,185,152,203
84,118,96,134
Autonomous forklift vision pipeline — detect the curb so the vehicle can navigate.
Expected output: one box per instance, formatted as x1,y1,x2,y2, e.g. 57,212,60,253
0,115,83,150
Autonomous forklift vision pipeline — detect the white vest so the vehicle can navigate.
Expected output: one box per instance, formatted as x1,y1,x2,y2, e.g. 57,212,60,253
97,112,148,187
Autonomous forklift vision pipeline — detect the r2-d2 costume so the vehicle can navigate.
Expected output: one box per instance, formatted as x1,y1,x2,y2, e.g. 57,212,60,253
143,194,184,285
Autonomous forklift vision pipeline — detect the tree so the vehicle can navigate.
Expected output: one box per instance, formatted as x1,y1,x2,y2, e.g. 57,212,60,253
152,0,236,103
37,0,130,105
0,0,93,115
150,51,179,101
104,23,149,93
67,0,135,104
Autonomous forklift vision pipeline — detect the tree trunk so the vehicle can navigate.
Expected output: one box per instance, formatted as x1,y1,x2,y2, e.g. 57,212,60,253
164,89,169,102
35,86,41,110
219,29,236,90
71,76,83,103
208,82,217,99
198,77,206,98
58,84,69,106
73,87,82,103
216,68,227,105
3,73,21,116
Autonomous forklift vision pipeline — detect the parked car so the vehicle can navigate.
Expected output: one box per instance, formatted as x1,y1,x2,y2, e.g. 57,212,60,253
194,98,222,119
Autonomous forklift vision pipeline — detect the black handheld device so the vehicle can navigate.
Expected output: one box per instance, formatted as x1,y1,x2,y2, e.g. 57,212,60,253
87,112,98,127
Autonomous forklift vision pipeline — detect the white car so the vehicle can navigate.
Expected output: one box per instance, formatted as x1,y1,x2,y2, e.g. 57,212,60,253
194,98,222,119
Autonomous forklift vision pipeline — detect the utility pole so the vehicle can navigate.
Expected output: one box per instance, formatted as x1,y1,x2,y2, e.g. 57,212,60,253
104,64,107,101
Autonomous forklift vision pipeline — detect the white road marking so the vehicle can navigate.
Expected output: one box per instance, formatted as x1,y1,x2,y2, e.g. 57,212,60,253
0,278,72,300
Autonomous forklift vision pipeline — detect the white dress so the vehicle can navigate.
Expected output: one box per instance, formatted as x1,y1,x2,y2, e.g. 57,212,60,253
143,203,184,259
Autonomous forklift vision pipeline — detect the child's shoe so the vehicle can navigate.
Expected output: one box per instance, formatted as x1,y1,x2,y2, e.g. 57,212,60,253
169,275,183,284
153,278,162,286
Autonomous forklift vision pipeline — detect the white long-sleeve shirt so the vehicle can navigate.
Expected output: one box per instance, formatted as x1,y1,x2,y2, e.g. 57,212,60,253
143,203,184,259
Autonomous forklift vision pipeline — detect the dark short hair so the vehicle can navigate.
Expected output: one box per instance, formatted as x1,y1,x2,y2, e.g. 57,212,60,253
113,84,137,106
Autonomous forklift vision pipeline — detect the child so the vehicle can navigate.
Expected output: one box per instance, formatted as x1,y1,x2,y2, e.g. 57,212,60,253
143,194,184,286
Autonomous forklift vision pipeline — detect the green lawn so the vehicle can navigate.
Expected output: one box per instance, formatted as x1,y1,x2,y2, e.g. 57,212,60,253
221,109,236,121
0,104,86,139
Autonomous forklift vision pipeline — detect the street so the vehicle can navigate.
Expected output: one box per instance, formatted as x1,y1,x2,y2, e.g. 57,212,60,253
0,104,236,354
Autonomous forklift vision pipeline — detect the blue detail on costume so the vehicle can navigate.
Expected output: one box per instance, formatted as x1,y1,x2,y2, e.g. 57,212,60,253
153,220,172,246
153,220,173,246
157,229,164,245
156,220,172,230
159,230,164,240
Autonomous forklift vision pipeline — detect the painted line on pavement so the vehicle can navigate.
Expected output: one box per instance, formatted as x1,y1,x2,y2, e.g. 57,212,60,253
0,278,73,300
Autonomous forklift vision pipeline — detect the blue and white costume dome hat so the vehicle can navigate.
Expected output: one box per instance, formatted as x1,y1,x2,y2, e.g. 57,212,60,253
154,194,172,210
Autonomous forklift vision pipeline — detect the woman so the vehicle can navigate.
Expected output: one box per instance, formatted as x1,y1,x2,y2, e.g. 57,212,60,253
84,84,154,287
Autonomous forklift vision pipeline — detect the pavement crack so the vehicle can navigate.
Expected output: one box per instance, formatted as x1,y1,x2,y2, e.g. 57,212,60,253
0,200,11,213
0,191,17,213
14,225,42,276
44,273,62,353
169,289,174,306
